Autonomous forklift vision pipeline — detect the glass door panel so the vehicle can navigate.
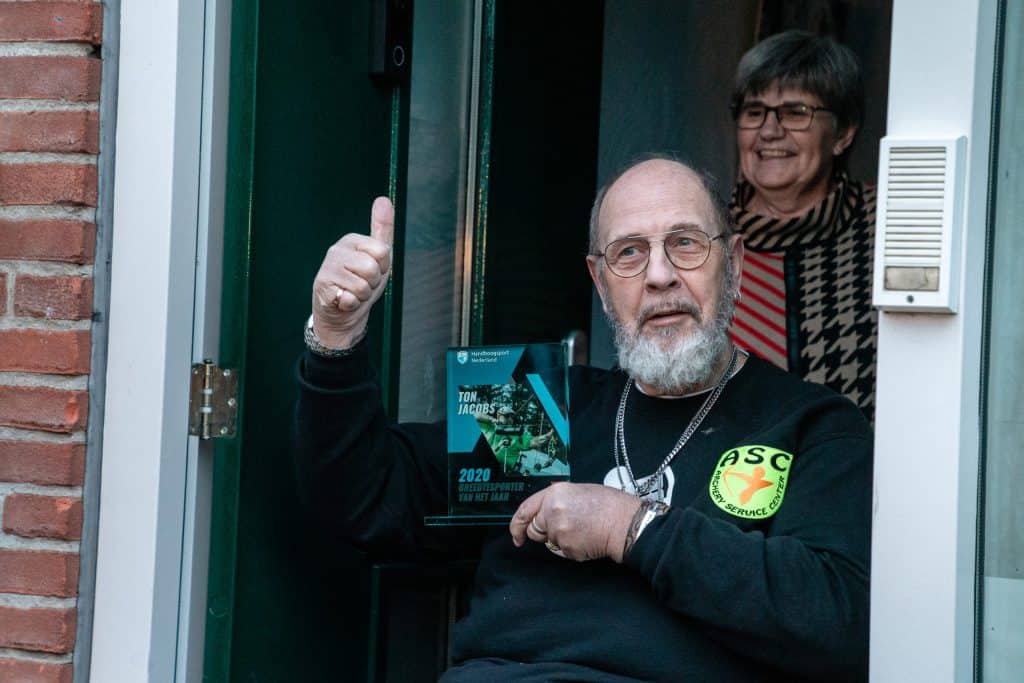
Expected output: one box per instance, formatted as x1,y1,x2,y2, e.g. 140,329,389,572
398,0,477,422
980,2,1024,680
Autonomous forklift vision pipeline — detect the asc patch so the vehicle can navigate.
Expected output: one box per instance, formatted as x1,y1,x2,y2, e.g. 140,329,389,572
708,445,793,519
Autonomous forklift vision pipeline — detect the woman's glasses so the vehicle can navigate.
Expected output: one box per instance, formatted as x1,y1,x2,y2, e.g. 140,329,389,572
734,102,833,131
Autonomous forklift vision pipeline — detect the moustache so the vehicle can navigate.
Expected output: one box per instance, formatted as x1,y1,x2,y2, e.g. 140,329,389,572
638,300,702,326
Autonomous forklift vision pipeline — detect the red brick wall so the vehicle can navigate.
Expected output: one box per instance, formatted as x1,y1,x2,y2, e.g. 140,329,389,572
0,2,102,679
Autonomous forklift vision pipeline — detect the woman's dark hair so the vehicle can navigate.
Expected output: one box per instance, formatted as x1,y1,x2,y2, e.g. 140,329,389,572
731,30,864,134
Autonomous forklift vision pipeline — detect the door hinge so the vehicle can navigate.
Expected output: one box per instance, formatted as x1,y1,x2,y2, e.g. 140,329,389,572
188,360,239,439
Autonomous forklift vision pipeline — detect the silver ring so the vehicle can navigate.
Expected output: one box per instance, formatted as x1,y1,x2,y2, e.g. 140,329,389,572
529,518,546,536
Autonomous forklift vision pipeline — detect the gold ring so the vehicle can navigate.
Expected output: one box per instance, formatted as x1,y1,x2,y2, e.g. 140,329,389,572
545,540,565,557
529,518,546,536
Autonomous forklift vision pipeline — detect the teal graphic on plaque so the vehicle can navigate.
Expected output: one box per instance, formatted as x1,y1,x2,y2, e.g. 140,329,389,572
425,343,570,526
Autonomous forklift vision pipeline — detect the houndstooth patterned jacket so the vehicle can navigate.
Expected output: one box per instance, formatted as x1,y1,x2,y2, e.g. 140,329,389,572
730,174,878,419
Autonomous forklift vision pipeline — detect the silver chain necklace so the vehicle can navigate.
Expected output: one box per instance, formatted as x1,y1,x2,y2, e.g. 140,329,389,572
614,346,740,497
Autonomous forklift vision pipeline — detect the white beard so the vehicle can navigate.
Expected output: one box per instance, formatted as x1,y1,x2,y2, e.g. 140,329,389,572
609,264,736,394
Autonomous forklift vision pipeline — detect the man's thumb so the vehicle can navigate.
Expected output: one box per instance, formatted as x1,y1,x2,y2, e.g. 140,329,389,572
370,196,394,247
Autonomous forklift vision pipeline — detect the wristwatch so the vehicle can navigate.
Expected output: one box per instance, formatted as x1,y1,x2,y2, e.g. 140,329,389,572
623,499,671,558
635,500,670,540
304,314,361,358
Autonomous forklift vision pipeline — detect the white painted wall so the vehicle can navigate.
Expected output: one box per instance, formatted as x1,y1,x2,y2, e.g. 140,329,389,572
90,0,206,679
871,0,998,681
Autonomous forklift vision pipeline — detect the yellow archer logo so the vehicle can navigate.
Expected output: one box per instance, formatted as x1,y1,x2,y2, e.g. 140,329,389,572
708,445,793,519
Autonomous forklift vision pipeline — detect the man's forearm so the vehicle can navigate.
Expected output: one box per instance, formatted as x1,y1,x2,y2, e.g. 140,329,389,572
293,344,450,554
621,432,872,681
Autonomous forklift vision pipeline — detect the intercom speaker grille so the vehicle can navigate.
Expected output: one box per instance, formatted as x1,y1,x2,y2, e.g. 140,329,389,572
873,136,965,313
882,146,946,267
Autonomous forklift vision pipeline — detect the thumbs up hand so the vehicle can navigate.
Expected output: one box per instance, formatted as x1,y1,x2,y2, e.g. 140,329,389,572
311,196,394,350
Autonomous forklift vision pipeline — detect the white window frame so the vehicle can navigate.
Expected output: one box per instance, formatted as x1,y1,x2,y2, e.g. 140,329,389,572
89,0,228,679
871,0,998,680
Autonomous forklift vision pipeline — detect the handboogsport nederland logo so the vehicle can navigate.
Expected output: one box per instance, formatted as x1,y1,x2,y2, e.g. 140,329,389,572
708,445,793,519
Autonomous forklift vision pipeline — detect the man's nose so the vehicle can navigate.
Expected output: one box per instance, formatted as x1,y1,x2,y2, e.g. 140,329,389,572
644,243,681,291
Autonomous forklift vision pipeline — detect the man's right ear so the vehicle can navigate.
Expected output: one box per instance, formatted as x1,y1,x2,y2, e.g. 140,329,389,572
586,255,609,314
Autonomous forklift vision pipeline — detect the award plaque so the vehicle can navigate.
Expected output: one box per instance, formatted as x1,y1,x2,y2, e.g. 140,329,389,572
424,343,570,526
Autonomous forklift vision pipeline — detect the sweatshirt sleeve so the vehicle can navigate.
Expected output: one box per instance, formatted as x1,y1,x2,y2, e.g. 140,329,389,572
623,420,872,681
292,342,475,556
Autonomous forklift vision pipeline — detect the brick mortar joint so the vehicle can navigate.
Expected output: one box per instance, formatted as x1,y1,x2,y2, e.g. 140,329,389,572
0,263,95,278
0,648,73,665
0,319,93,331
0,101,99,113
0,44,98,58
0,595,78,610
0,152,97,165
0,205,96,220
0,535,81,553
0,547,79,558
0,319,93,332
0,484,83,497
0,370,90,387
0,427,86,444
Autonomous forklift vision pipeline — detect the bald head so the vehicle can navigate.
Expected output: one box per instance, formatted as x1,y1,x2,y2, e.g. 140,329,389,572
589,155,732,254
583,155,744,395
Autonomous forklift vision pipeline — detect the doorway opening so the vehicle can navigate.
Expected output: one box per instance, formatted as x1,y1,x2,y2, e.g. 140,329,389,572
204,2,892,680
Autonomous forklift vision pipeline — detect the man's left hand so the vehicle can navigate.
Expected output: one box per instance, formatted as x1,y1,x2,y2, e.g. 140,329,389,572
509,482,642,563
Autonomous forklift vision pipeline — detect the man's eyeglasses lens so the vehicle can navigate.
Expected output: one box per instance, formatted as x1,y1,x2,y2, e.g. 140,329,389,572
736,103,821,131
604,230,714,277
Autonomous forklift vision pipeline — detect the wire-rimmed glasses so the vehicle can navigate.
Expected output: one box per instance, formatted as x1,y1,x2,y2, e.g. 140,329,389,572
733,102,832,131
593,228,725,278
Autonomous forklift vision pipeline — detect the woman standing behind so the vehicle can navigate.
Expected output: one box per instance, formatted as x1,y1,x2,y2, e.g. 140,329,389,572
730,30,877,418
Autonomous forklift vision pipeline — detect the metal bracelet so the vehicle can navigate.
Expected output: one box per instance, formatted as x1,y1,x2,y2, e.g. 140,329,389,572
304,314,362,358
623,501,650,558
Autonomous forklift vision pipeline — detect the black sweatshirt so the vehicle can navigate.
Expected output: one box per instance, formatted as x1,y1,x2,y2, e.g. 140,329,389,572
294,343,872,682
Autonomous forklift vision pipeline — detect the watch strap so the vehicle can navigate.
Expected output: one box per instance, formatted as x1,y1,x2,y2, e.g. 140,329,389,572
304,314,362,358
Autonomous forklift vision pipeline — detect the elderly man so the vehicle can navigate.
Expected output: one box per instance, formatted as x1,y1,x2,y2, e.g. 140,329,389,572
294,157,872,682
